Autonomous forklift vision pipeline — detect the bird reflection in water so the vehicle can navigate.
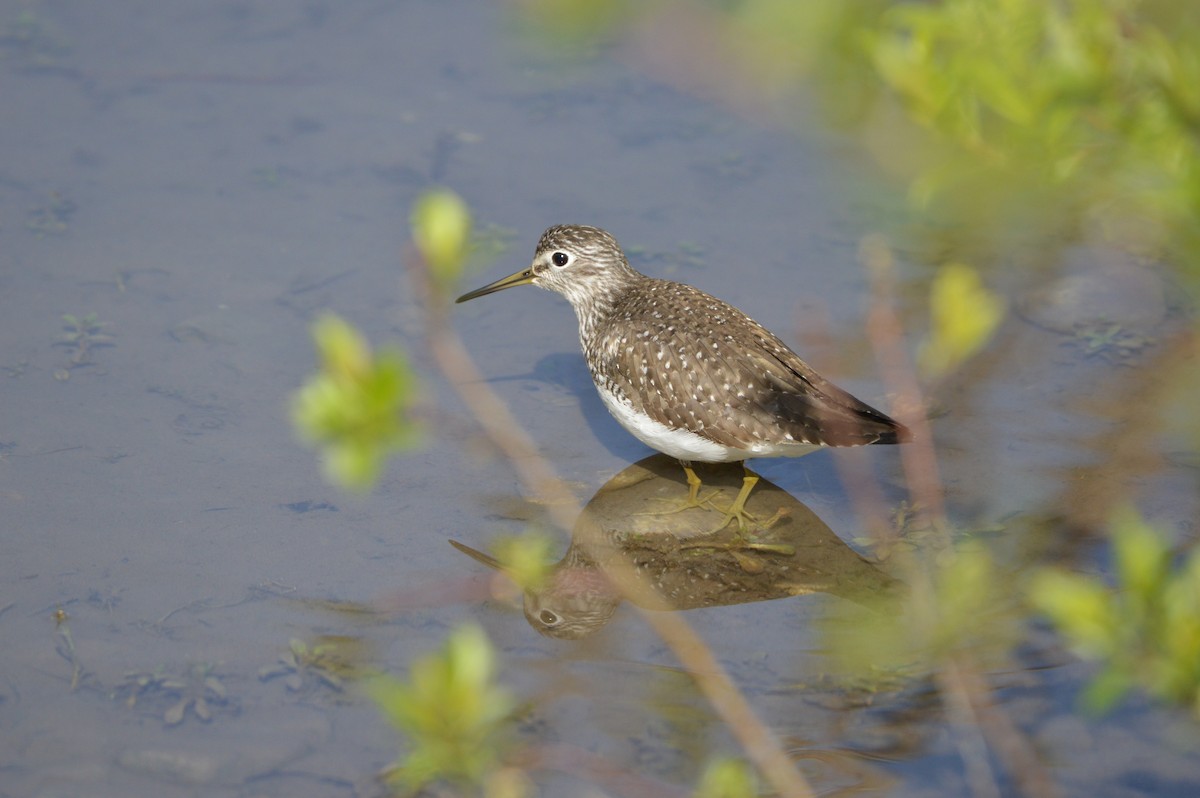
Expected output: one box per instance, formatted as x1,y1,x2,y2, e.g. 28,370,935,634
451,455,902,639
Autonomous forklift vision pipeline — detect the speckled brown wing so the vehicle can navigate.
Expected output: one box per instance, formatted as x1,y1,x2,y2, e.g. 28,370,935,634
736,327,909,446
587,279,907,451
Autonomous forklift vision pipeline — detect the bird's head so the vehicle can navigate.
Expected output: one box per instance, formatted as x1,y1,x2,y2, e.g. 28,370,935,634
456,224,637,310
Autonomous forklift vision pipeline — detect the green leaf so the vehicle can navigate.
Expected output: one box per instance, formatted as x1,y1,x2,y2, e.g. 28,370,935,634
1028,569,1115,656
369,624,516,792
1110,504,1170,602
291,314,420,492
918,262,1004,378
412,189,472,289
1081,665,1131,714
1030,505,1200,716
492,531,556,592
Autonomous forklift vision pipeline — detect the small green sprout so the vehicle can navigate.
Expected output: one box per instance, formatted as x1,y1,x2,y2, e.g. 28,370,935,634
26,191,75,237
369,624,517,794
117,662,229,725
258,637,352,693
918,262,1004,378
55,313,114,375
411,188,472,291
1063,322,1155,364
489,531,557,593
291,314,421,492
465,223,517,272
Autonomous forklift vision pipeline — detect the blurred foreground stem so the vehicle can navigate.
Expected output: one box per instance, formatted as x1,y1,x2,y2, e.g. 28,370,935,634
862,236,1058,798
409,194,816,798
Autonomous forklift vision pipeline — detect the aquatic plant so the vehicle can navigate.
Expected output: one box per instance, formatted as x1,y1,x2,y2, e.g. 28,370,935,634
1030,506,1200,716
116,662,230,726
259,637,353,693
26,191,75,237
55,313,114,375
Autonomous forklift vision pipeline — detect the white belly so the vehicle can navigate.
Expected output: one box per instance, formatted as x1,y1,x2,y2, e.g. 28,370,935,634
596,385,820,463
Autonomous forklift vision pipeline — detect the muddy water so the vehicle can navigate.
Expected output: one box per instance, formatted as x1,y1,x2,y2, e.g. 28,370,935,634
1,2,1197,796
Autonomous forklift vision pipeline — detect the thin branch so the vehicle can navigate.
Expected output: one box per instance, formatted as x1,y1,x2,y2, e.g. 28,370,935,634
412,248,816,798
860,235,1059,798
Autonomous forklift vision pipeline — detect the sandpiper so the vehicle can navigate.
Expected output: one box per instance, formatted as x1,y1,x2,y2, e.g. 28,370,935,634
457,225,909,530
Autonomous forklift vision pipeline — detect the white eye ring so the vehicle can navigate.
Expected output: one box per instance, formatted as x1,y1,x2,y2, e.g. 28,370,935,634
539,609,560,625
551,251,570,268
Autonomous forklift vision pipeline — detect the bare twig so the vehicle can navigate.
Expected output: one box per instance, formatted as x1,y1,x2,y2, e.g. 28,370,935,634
411,248,816,798
860,235,947,533
949,658,1060,798
861,236,1059,798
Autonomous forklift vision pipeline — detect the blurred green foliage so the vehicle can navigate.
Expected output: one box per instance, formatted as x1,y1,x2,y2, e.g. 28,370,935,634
414,188,519,292
861,0,1200,272
292,188,482,493
289,194,536,793
520,0,1200,277
1030,506,1200,715
918,261,1005,378
490,530,557,592
291,314,420,492
825,542,1022,679
369,624,519,794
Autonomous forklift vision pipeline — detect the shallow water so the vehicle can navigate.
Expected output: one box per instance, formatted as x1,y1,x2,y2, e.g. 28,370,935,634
2,2,1198,796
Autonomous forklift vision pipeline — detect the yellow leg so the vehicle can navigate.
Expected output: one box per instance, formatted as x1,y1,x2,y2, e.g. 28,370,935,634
727,471,760,529
683,464,703,504
708,467,761,532
640,461,721,518
642,462,768,533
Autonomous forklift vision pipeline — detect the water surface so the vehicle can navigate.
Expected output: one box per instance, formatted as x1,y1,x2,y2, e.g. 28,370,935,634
2,2,1197,796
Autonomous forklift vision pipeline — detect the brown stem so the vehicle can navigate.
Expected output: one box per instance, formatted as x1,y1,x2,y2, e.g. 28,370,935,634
412,248,816,798
861,235,1059,798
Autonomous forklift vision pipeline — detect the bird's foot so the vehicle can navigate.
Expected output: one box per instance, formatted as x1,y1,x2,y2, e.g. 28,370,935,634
719,506,791,541
704,505,794,537
638,463,723,519
639,464,786,537
702,502,758,534
640,489,725,518
702,471,766,534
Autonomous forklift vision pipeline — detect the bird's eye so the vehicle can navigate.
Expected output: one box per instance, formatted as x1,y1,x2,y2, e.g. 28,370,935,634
539,609,560,626
551,252,569,267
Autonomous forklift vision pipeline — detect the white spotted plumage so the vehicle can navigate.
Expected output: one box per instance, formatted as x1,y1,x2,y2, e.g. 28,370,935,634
458,224,910,465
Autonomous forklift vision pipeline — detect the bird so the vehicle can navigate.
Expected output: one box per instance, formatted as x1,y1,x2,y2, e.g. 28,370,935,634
456,224,909,531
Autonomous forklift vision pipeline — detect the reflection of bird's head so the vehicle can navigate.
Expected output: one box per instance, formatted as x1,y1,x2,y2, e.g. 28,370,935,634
523,565,620,639
449,538,621,640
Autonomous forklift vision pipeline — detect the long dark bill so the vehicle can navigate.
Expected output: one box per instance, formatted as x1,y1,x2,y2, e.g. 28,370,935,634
455,268,535,303
448,539,506,572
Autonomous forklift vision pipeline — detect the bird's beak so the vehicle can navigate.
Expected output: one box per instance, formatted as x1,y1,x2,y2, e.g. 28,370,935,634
449,539,506,573
455,268,535,303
